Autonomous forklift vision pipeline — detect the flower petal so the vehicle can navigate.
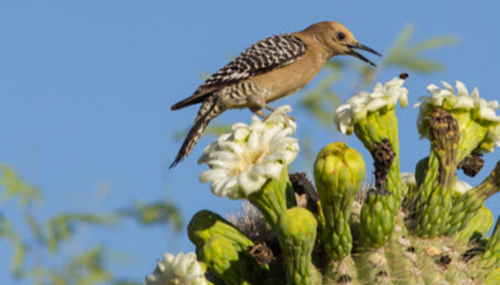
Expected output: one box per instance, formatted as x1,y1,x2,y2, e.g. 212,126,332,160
198,105,299,199
239,170,267,195
334,77,408,132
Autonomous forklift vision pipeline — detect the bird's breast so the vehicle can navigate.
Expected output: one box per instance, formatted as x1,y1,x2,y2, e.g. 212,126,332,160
246,50,327,103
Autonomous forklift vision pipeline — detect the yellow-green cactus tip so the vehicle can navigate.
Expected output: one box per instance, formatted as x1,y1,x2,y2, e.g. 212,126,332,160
278,207,317,238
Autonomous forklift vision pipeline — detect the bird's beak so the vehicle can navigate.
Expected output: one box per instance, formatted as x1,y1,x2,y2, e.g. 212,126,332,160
344,43,382,67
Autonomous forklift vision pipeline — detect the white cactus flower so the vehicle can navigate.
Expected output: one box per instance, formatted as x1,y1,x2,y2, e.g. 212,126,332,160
145,252,208,285
334,77,408,134
415,81,500,151
476,98,500,122
198,105,299,199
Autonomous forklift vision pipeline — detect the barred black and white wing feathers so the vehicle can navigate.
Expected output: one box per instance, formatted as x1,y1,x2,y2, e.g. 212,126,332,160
171,34,307,110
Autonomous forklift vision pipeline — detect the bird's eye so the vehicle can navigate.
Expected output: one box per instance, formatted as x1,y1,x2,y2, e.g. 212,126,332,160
337,32,346,41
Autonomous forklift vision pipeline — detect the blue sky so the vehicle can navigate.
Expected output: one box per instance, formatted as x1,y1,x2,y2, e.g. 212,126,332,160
1,1,500,284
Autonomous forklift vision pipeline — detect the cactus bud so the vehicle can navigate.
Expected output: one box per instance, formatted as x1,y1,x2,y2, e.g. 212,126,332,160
197,237,252,285
360,189,395,248
188,210,253,249
314,142,365,260
276,207,318,285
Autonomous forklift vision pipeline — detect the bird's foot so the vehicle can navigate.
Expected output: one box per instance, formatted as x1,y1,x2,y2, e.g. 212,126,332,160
253,109,268,120
264,105,276,112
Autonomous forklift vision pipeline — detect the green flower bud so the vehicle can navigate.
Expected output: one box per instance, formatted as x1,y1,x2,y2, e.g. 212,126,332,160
314,142,365,260
190,213,270,285
360,189,395,248
276,207,317,285
188,210,253,249
198,237,253,285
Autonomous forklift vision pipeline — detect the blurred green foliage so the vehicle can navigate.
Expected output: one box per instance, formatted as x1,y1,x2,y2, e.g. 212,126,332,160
0,164,181,285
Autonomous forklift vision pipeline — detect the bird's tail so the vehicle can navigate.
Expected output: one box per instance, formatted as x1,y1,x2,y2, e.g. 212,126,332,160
169,100,222,168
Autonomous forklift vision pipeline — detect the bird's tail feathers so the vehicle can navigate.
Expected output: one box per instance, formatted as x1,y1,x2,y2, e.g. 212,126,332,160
169,102,222,168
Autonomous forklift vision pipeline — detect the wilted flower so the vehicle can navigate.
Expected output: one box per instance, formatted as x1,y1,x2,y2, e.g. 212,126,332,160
415,81,500,153
145,252,208,285
334,77,408,134
198,106,299,199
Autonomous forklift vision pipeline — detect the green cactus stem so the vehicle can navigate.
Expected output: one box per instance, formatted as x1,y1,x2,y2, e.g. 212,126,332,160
384,213,424,285
245,167,291,230
415,108,459,238
455,205,494,242
412,154,438,215
411,239,447,284
314,142,365,260
446,160,500,236
480,216,500,272
171,79,500,285
323,257,358,285
484,267,500,285
353,107,403,212
355,249,394,285
276,207,318,285
360,189,395,249
360,139,397,249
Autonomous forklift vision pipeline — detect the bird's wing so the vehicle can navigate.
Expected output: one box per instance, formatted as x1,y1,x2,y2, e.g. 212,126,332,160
171,34,307,110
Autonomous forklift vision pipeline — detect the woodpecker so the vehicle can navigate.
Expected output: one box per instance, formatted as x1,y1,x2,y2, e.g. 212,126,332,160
170,21,381,168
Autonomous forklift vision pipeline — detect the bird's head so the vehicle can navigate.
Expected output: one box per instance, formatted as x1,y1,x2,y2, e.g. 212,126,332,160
305,21,381,67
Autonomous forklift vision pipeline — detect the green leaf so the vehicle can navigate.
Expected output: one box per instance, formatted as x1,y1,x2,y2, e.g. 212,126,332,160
46,213,117,252
11,241,26,276
407,36,460,54
0,165,42,206
67,247,112,285
0,214,18,241
119,201,182,231
383,23,459,74
25,212,44,244
113,281,143,285
390,23,416,52
49,271,67,285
